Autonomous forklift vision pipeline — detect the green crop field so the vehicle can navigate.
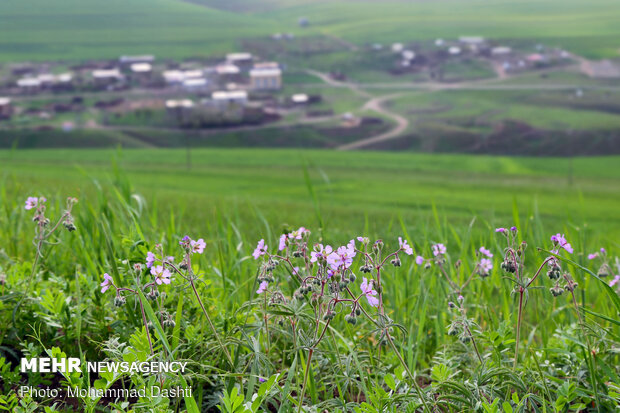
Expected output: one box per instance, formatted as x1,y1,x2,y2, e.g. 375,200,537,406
1,0,620,62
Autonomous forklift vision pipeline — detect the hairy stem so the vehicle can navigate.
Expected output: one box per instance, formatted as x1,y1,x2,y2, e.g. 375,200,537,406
297,348,314,413
189,279,234,369
385,332,430,412
513,289,524,370
137,294,154,355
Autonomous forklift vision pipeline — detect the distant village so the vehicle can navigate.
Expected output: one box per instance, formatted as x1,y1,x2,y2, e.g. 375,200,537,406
0,34,592,131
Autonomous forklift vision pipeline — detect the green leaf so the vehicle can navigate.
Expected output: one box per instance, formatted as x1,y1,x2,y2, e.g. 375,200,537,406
137,290,199,413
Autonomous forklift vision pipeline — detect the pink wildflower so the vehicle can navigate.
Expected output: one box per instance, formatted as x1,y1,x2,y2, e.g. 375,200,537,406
479,246,493,258
310,244,332,263
252,239,267,260
256,281,269,294
432,243,446,256
146,251,156,268
327,244,356,270
360,277,379,307
398,237,413,255
151,265,171,285
100,273,113,293
190,238,206,254
550,233,573,254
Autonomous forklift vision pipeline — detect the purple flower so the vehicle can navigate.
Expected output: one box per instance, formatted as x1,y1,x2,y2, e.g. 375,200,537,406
588,253,598,260
610,275,620,287
290,227,310,240
347,239,356,250
479,246,493,258
311,244,332,263
327,244,356,270
495,227,506,233
398,237,413,255
100,273,113,293
600,248,606,254
479,258,493,274
357,236,369,244
550,233,573,254
252,239,267,260
432,243,446,257
415,255,424,265
511,226,517,232
164,256,175,263
292,266,300,275
360,277,379,307
151,265,171,285
146,251,156,268
191,238,206,254
256,281,268,294
258,377,266,383
179,235,191,246
278,234,288,251
25,196,40,210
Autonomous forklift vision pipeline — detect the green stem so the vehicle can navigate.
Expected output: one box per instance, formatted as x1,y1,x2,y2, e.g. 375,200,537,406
513,289,524,370
190,279,234,369
385,333,430,412
297,348,313,413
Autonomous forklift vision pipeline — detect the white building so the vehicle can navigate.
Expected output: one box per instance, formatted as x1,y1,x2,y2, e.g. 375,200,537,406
226,53,253,66
491,47,512,56
17,78,42,90
130,63,152,74
0,97,12,119
210,91,248,107
92,69,123,84
250,68,282,90
182,78,208,91
120,55,155,65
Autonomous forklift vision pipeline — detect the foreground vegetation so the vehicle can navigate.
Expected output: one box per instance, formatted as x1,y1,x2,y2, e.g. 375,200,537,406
0,150,618,411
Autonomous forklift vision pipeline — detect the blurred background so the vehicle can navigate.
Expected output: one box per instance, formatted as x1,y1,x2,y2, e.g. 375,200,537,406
1,0,619,236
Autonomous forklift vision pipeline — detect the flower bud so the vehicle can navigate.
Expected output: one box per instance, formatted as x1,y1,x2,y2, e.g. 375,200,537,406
550,285,564,297
114,295,126,307
63,216,77,232
597,264,611,278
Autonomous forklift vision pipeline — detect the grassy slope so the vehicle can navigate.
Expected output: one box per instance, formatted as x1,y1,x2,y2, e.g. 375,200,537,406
0,0,272,62
2,149,620,240
262,0,620,58
1,0,619,62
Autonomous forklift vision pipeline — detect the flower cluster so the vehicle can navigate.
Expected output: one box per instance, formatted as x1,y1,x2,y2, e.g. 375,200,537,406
100,235,208,333
251,231,420,331
25,195,78,232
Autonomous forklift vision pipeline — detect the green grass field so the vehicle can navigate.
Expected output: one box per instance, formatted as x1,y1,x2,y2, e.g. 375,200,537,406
1,148,619,411
3,149,620,239
1,0,620,62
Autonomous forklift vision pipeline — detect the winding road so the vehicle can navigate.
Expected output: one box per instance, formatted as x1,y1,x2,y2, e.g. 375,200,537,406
337,93,409,150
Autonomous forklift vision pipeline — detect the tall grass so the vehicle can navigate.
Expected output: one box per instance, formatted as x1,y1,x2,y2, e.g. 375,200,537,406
0,164,618,412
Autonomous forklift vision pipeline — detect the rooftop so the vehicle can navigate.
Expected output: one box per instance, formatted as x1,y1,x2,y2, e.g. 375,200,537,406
212,90,248,100
92,69,122,79
250,68,282,77
130,63,152,73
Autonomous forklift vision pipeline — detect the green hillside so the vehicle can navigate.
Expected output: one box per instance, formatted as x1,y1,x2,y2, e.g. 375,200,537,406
0,0,619,62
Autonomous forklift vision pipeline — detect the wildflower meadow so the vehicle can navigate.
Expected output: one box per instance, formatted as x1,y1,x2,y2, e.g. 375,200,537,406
0,164,619,413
